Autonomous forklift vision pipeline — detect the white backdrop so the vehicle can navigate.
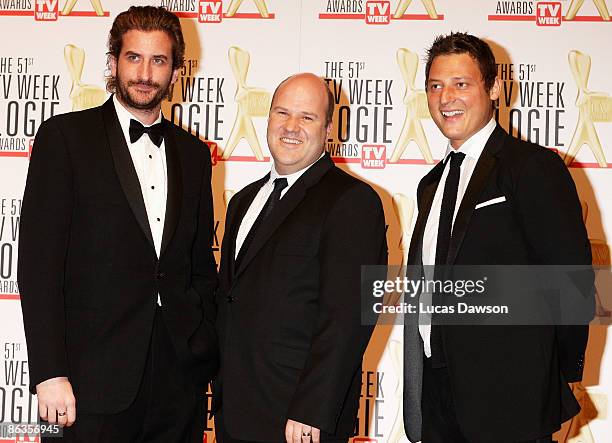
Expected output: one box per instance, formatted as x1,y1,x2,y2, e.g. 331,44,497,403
1,1,611,442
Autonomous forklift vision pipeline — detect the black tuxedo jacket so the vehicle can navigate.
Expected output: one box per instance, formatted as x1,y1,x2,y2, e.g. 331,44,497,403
18,98,218,413
213,154,387,441
407,125,593,442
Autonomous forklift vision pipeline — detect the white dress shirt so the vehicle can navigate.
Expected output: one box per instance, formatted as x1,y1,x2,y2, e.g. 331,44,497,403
113,96,168,304
235,153,325,258
419,118,497,357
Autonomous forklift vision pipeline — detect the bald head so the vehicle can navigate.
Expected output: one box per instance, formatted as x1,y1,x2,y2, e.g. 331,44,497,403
271,73,335,126
266,72,333,175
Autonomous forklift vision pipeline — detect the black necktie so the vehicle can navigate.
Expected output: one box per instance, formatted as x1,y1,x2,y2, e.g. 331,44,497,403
129,119,165,147
235,177,288,269
435,151,465,266
431,151,465,367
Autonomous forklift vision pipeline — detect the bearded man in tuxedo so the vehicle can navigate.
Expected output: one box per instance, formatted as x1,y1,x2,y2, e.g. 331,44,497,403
19,6,217,442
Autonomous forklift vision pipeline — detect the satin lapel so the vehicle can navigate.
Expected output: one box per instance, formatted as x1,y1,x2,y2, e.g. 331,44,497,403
103,98,155,251
407,161,445,266
228,175,269,280
447,126,505,265
160,123,183,257
234,155,334,279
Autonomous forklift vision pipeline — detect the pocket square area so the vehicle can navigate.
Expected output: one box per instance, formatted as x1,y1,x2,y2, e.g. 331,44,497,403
475,196,507,210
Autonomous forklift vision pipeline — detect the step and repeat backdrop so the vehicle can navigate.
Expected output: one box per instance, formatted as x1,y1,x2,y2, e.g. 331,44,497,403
1,0,611,441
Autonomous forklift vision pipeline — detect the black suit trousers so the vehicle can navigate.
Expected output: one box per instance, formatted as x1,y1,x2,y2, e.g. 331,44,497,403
43,308,205,443
422,357,553,443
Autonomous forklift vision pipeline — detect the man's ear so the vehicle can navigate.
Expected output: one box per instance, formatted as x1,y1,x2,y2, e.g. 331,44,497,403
109,55,118,78
171,67,179,85
489,76,501,101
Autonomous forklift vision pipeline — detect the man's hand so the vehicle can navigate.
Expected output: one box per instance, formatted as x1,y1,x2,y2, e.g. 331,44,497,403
285,419,320,443
36,377,76,427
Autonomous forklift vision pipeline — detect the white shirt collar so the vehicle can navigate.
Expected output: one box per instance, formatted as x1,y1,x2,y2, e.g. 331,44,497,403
113,95,162,145
268,152,326,188
442,118,497,163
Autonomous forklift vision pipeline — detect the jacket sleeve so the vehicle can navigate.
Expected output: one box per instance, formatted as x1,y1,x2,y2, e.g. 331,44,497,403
514,147,593,382
286,184,387,434
18,118,73,393
191,143,218,324
187,143,219,374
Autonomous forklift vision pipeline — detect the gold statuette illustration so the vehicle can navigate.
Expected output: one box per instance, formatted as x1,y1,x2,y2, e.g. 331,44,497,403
222,47,271,160
61,0,104,16
226,0,269,17
64,44,106,111
565,0,610,21
565,50,610,167
392,193,415,267
390,48,433,164
394,0,438,18
387,337,407,443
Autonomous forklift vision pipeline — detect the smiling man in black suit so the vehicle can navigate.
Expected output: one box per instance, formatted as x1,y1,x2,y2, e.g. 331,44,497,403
402,32,592,443
213,73,387,443
19,6,217,442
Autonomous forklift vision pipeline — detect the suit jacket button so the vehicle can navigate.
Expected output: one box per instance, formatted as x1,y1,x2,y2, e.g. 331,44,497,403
156,272,165,279
227,295,234,303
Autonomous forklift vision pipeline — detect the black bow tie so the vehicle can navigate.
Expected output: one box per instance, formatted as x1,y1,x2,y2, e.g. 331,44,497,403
129,119,165,147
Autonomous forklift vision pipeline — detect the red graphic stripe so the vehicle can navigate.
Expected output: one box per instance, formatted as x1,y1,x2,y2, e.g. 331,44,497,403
331,157,440,165
383,157,611,168
0,151,29,157
0,10,109,16
488,14,612,22
0,10,33,15
217,155,271,162
566,15,612,22
331,157,360,163
488,15,534,21
393,14,444,20
0,293,20,300
319,13,362,19
173,12,274,19
63,11,110,17
318,13,443,20
217,155,438,165
568,161,612,168
392,158,440,165
226,12,275,18
173,12,197,18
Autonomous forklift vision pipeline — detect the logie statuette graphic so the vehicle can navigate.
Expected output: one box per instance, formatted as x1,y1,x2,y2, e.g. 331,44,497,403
565,50,611,167
394,0,438,18
390,48,433,164
222,47,271,160
565,0,610,21
226,0,269,17
61,0,105,16
64,44,106,111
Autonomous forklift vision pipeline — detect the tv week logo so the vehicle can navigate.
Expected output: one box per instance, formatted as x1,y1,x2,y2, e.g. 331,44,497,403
199,0,222,23
536,2,562,26
35,0,58,21
361,145,386,169
365,1,391,24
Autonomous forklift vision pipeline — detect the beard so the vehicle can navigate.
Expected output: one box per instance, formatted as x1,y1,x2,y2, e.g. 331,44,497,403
114,70,172,111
